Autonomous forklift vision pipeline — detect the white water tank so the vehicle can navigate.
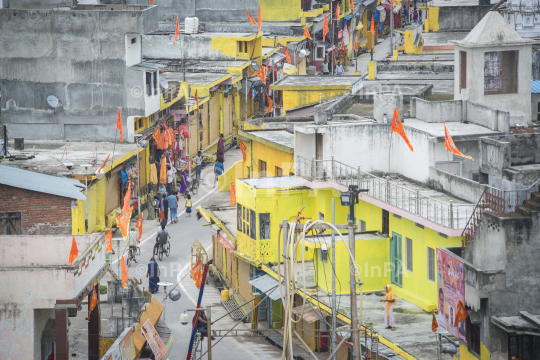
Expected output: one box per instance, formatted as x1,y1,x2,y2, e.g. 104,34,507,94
185,17,199,34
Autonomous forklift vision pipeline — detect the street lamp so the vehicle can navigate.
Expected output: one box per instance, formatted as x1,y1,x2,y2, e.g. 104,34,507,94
134,134,148,216
80,164,93,233
180,311,189,325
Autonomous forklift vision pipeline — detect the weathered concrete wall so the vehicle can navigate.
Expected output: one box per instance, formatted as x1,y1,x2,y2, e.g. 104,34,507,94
478,135,512,177
508,133,540,165
437,6,490,31
466,100,510,132
410,98,461,123
428,166,485,203
143,33,229,61
4,0,73,9
0,7,159,141
531,93,540,121
112,0,258,22
374,92,403,124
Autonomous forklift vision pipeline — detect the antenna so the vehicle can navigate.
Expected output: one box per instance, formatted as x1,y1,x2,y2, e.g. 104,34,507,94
160,76,169,89
47,95,60,109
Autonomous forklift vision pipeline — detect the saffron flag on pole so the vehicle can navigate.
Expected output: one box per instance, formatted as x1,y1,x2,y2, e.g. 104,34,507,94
392,0,396,6
68,237,78,264
284,47,291,63
88,285,98,321
371,15,375,35
149,0,153,5
190,260,203,289
195,89,199,109
432,310,438,332
98,154,110,174
455,300,469,324
105,230,113,253
121,255,129,289
258,4,262,33
174,15,179,45
336,4,340,20
444,122,474,161
303,26,312,40
323,14,329,42
230,182,236,207
351,0,354,10
354,33,359,51
135,213,143,243
257,65,266,84
266,95,273,114
239,138,247,162
247,10,256,25
116,108,123,142
122,181,131,214
116,206,132,240
391,108,414,152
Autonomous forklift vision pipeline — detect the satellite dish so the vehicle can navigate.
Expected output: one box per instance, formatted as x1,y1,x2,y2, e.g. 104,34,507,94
47,95,60,108
251,61,260,72
160,77,169,89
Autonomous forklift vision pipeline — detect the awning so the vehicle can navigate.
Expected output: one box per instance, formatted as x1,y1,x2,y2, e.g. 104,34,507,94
249,275,284,301
344,14,353,21
491,312,540,335
292,305,331,324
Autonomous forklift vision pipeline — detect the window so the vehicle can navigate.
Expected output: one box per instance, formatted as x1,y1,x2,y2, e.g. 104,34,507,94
318,212,325,221
316,46,325,61
507,335,540,360
406,238,413,272
237,204,243,232
393,214,401,219
250,209,256,239
484,51,518,95
237,205,256,239
460,51,467,90
537,102,540,122
415,223,424,229
153,72,158,95
427,247,435,282
131,37,137,44
0,212,22,234
259,160,267,177
275,167,283,177
382,209,389,235
359,220,366,232
466,317,481,355
438,232,448,239
259,213,270,239
238,41,248,54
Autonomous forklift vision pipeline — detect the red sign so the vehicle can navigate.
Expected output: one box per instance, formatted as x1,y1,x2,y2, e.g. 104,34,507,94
219,231,236,253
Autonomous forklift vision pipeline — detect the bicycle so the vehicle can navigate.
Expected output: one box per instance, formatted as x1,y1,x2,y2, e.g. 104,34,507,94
126,246,140,267
183,177,199,198
157,241,171,261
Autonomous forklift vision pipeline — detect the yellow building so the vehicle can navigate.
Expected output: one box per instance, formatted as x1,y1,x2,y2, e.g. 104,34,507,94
270,75,364,115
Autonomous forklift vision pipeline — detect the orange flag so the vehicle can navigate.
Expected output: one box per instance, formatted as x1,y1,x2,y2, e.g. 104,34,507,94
336,4,340,20
97,154,110,174
116,108,123,142
257,65,266,84
174,15,179,45
239,138,247,162
303,26,312,40
230,182,236,207
190,260,203,289
121,255,129,289
247,10,256,25
88,285,98,321
195,89,199,109
323,14,329,42
392,0,396,6
371,15,375,35
354,33,359,51
135,213,143,243
266,95,273,114
284,47,291,63
391,108,414,152
105,230,113,253
444,122,474,161
455,301,469,324
432,310,438,332
68,237,78,264
351,0,354,10
149,0,153,4
258,4,262,33
116,207,132,240
122,181,131,214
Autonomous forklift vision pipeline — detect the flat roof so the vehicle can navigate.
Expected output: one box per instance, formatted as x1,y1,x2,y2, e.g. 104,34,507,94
303,231,387,246
162,72,231,86
240,176,307,189
240,130,294,151
404,118,502,142
271,75,363,88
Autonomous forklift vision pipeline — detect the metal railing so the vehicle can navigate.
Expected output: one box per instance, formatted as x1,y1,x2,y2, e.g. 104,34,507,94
162,83,181,104
296,156,475,230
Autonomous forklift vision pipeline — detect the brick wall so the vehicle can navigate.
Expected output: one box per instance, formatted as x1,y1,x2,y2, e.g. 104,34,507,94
0,184,73,235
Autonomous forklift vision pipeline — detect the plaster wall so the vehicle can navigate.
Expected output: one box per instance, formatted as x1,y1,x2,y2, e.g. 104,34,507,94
428,166,485,203
410,98,462,123
437,6,490,31
0,7,158,141
294,131,316,162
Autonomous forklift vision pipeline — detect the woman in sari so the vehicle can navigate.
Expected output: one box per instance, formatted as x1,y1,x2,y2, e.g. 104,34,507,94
217,134,225,163
147,257,160,293
179,170,188,195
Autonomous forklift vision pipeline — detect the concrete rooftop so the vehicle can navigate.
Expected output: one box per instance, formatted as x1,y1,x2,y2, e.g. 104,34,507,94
162,71,231,85
403,118,502,142
271,75,363,88
242,130,295,150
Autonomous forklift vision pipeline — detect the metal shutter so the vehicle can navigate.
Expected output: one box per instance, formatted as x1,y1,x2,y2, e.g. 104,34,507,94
226,249,235,287
223,94,233,137
105,170,120,214
237,259,253,309
209,94,220,143
138,148,147,187
214,235,223,274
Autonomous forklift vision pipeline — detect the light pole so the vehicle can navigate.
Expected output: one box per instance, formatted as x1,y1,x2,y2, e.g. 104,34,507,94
134,134,148,216
80,164,93,233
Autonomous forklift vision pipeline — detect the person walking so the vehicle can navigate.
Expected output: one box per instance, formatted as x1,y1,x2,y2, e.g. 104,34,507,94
217,134,225,163
185,194,192,218
335,61,344,75
413,9,418,24
194,151,203,181
160,193,169,224
214,160,224,188
147,257,160,294
380,284,397,330
321,59,330,75
167,165,176,194
167,191,179,223
153,195,161,223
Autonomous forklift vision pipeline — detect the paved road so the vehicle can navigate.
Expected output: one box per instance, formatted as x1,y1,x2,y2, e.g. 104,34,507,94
110,149,284,360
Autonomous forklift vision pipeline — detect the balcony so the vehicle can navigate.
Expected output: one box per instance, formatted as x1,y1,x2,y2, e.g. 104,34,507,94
161,83,182,106
295,156,475,232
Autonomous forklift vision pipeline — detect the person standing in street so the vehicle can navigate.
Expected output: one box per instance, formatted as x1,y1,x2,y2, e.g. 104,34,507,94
185,194,192,218
217,134,225,163
380,284,397,330
194,151,203,181
167,165,176,194
167,191,179,223
147,257,160,294
336,61,344,75
160,193,169,224
214,160,224,188
321,59,330,75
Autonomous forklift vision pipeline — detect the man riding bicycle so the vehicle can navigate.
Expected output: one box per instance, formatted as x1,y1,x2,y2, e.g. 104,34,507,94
128,226,139,255
153,221,171,257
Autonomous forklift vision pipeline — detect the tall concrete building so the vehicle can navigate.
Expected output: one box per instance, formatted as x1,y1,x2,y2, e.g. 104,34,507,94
0,3,160,142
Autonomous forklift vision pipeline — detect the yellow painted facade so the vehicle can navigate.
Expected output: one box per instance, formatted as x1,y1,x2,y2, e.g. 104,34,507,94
273,87,349,115
210,32,263,61
260,0,302,21
427,7,440,32
457,343,491,360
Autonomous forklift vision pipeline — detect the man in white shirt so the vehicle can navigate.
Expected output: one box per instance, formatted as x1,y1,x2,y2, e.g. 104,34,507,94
167,165,176,193
194,151,203,181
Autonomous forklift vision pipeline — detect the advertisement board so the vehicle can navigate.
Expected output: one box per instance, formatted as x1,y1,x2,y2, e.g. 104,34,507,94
141,319,168,360
436,248,466,342
101,328,136,360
